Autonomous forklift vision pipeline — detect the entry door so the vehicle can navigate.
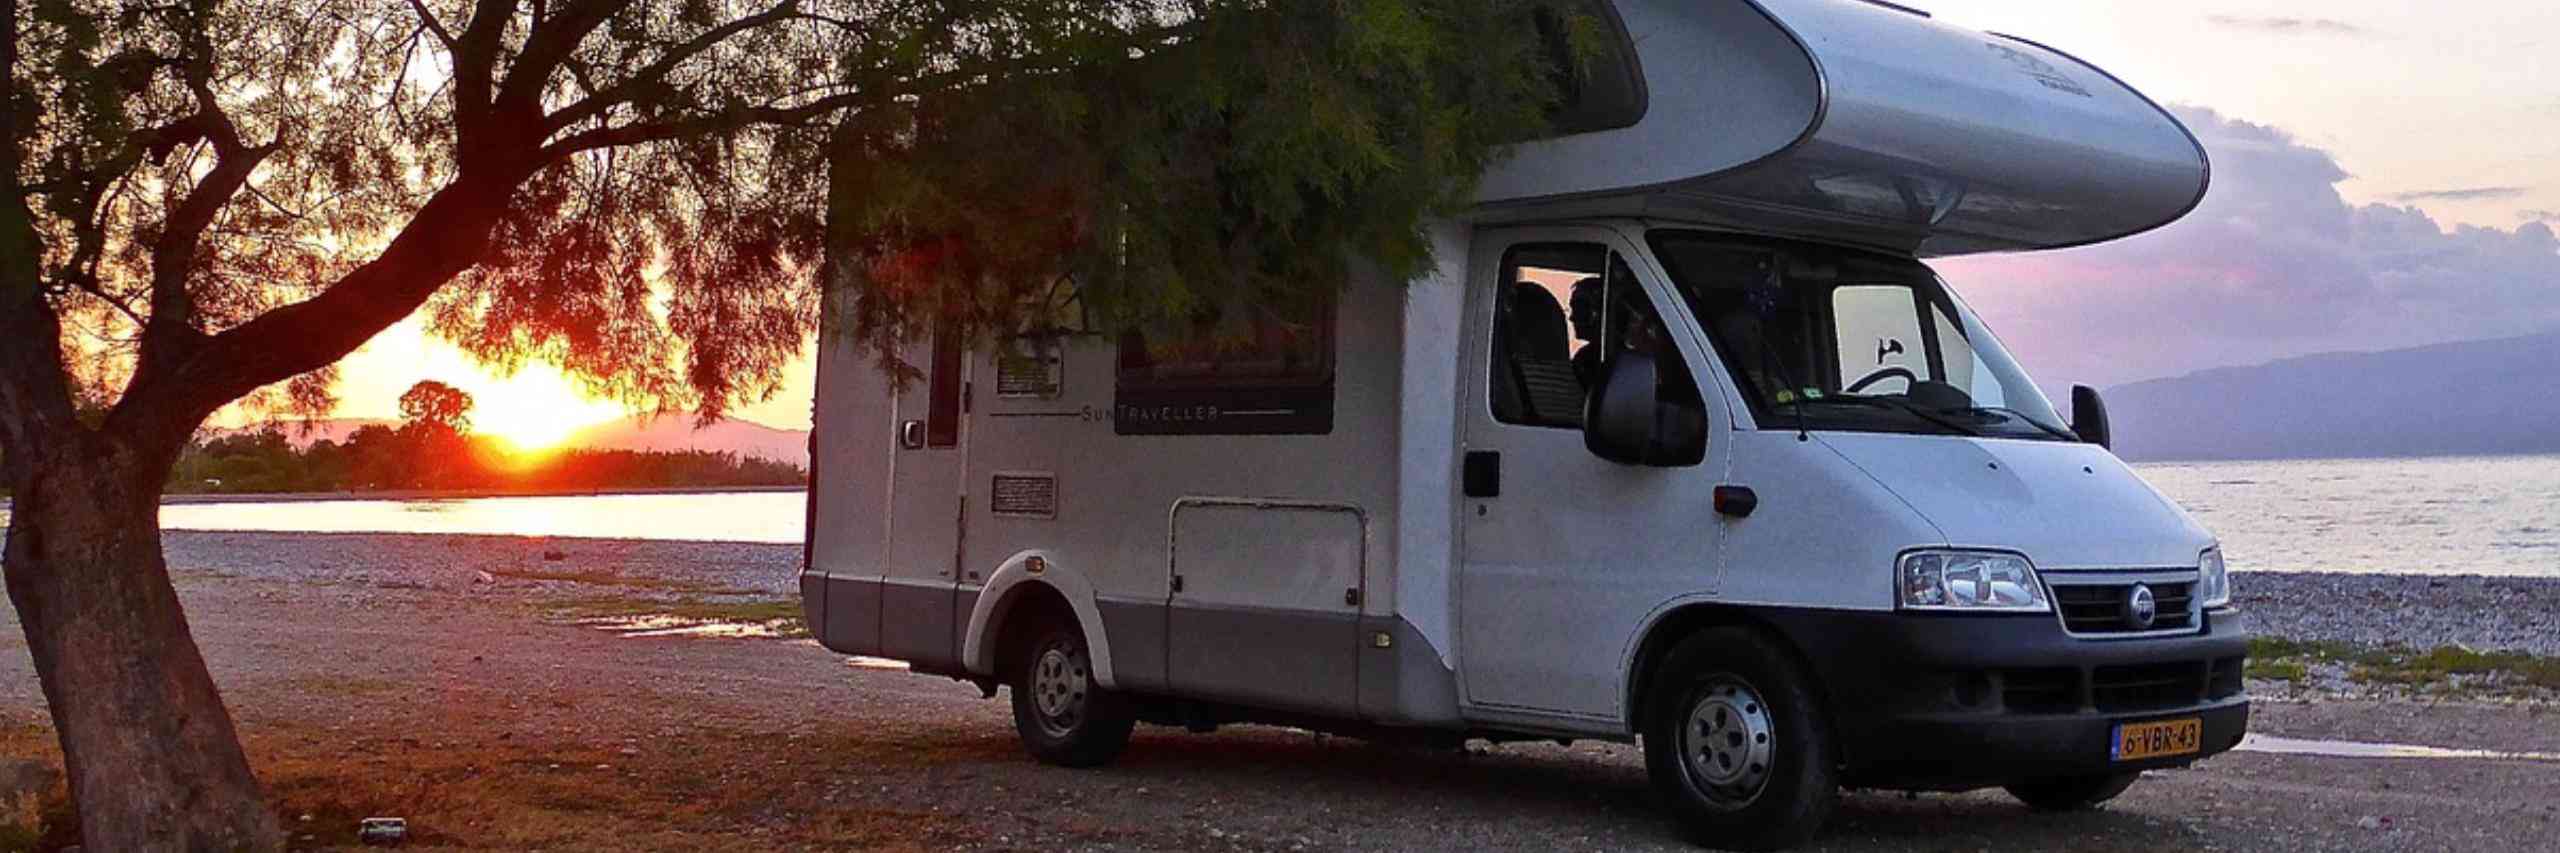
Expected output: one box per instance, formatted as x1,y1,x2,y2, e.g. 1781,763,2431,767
1456,228,1726,721
881,327,969,670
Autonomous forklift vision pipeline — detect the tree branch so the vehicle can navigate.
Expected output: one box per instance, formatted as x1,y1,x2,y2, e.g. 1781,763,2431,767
541,0,809,134
542,92,860,157
404,0,458,50
495,0,633,114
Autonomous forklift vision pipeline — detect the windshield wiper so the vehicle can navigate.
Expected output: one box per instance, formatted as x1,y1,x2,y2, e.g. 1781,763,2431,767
1784,395,1985,437
1939,406,2080,442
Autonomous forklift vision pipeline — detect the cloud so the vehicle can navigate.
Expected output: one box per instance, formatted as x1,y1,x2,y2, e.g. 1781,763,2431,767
2524,209,2560,223
1938,106,2560,390
2205,15,2370,37
2387,186,2532,203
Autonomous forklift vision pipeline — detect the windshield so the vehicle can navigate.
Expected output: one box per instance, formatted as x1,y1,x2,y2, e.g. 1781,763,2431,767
1647,230,2073,441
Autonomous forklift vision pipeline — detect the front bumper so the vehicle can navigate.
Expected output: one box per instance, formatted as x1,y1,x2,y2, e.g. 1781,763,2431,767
1760,607,2253,791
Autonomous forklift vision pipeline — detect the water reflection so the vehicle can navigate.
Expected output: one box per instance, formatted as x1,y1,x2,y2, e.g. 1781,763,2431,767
153,490,805,543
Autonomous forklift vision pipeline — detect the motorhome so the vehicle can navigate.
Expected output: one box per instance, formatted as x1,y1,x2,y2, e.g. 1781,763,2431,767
800,0,2249,848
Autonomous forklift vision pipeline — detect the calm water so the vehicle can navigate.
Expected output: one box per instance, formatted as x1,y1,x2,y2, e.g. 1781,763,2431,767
155,491,811,544
5,455,2555,576
2136,454,2560,577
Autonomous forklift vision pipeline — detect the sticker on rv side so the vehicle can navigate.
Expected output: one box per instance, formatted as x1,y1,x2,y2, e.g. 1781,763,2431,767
1984,43,2092,98
996,344,1063,399
990,472,1060,519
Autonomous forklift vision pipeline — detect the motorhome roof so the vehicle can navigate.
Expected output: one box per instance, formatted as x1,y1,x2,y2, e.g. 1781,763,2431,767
1477,0,2208,258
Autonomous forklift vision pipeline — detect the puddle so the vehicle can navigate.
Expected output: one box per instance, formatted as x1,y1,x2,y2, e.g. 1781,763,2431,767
2239,734,2560,762
578,615,790,639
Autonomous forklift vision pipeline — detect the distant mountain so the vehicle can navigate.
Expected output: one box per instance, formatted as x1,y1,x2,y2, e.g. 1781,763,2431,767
2106,332,2560,462
565,416,810,467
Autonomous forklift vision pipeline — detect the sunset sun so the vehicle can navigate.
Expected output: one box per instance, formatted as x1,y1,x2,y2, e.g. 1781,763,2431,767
459,370,630,452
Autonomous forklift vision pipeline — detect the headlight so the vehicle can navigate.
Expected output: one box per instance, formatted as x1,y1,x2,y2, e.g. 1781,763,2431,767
2197,548,2232,609
1898,550,2049,612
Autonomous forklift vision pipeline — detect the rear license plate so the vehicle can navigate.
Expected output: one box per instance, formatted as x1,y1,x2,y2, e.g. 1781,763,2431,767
2113,718,2202,762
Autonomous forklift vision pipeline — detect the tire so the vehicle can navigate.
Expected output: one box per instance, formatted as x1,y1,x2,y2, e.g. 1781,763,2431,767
1641,627,1838,851
2005,772,2139,812
1009,620,1134,768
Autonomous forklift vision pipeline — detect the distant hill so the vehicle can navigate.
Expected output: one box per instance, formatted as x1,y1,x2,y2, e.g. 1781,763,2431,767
2107,332,2560,462
566,416,810,467
220,415,810,467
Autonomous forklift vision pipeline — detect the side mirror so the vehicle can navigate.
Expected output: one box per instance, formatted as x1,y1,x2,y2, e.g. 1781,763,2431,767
2071,385,2112,450
1585,350,1706,467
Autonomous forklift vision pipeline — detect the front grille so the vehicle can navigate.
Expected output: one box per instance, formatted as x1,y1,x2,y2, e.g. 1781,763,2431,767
2050,579,2197,636
2092,661,2208,712
2208,656,2246,700
1999,668,2081,714
1993,658,2233,714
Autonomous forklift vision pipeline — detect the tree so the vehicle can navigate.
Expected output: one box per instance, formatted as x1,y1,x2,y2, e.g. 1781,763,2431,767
3,0,1572,846
396,380,474,435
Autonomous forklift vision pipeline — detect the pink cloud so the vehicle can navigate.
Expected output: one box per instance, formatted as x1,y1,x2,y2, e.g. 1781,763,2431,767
1938,106,2560,390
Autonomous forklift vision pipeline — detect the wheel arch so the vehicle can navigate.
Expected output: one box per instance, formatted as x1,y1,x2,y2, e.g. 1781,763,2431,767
962,551,1121,689
1623,602,1838,744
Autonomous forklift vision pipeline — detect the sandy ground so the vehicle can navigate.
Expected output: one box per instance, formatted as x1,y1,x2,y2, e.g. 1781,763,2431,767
0,531,2553,851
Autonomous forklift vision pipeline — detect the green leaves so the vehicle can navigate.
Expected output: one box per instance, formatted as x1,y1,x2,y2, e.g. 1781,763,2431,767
824,0,1574,376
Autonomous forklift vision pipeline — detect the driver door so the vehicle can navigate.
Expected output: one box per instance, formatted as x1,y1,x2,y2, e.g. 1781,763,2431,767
1455,226,1729,722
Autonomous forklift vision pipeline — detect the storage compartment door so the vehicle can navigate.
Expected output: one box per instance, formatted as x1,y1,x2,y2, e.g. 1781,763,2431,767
1167,501,1366,715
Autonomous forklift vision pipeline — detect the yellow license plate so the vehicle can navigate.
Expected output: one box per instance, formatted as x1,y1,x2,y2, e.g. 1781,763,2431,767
2113,718,2202,762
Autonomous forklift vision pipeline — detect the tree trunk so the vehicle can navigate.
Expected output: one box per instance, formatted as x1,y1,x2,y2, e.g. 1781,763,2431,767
1,430,282,851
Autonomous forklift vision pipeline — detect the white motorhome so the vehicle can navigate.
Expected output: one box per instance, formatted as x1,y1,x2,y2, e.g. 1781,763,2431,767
801,0,2249,848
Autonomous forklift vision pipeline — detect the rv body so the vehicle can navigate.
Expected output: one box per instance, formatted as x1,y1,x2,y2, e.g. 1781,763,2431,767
803,0,2247,846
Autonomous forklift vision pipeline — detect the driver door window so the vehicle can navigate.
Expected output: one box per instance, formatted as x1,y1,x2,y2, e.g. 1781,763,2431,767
1490,245,1694,429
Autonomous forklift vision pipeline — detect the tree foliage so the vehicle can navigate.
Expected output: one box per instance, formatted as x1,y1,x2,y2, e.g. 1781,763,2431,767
819,0,1571,378
395,379,474,433
4,0,1583,842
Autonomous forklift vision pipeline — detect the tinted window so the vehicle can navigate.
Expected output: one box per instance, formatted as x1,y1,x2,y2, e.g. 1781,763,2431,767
1114,296,1336,436
1533,1,1646,136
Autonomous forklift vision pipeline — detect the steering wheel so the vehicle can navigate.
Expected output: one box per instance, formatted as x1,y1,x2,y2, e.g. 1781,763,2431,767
1846,367,1917,394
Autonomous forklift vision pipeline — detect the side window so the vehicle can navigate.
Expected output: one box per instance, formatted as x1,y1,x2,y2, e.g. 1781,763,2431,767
1490,245,1696,428
1491,244,1604,428
1832,285,1929,396
925,324,964,448
1532,1,1647,135
1114,294,1337,436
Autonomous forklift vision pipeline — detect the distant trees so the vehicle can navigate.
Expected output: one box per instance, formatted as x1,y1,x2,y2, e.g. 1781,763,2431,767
396,381,475,435
168,426,802,494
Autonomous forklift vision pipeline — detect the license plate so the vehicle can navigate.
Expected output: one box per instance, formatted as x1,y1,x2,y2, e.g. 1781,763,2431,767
2112,718,2203,762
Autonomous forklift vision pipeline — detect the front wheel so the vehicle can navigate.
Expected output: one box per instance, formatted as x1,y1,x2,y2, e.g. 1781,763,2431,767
1642,627,1838,851
2005,772,2139,812
1009,621,1134,768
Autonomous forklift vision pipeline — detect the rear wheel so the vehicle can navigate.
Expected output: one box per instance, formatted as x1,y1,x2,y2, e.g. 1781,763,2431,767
1641,628,1838,851
2005,772,2139,812
1009,621,1134,767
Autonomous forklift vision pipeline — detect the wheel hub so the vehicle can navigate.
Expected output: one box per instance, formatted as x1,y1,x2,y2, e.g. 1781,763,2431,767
1680,677,1777,807
1031,644,1090,735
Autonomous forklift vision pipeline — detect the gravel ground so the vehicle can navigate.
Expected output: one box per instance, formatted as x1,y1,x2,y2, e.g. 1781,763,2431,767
2235,571,2560,656
0,531,2553,851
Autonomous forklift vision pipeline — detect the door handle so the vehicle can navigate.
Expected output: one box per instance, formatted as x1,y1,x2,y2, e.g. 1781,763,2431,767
899,419,926,449
1714,485,1758,518
1463,451,1501,498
